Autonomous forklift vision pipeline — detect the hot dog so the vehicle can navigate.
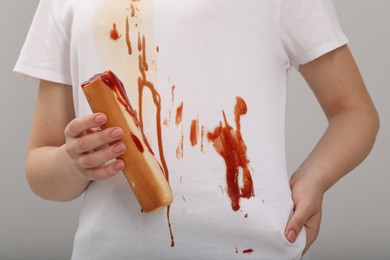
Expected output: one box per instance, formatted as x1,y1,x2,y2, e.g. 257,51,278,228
81,70,173,213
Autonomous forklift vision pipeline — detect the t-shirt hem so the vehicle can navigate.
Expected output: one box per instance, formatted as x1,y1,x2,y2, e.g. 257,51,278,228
13,62,72,85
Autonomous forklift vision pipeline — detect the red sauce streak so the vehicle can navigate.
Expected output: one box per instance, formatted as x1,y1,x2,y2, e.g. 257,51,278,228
136,33,174,247
81,71,154,157
129,0,140,18
81,71,143,129
190,118,199,146
131,133,144,153
243,249,253,254
125,16,132,55
110,23,121,40
167,81,176,125
130,3,136,17
200,125,206,153
141,35,149,71
137,32,142,52
244,213,248,218
207,97,254,211
176,125,184,159
175,102,184,126
171,83,176,102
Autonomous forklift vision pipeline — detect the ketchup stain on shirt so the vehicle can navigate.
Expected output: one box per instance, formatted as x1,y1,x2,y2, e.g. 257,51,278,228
125,16,132,55
175,101,184,126
176,125,184,159
110,23,121,40
243,249,254,254
207,97,254,211
189,118,199,146
136,30,174,247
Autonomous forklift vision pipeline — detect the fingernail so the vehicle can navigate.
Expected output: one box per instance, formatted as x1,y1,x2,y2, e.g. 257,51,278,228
111,128,124,138
113,143,126,154
95,114,107,124
287,230,296,243
113,160,125,171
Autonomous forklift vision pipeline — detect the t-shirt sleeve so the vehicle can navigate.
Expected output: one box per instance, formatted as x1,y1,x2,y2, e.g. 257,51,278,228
280,0,349,68
14,0,71,85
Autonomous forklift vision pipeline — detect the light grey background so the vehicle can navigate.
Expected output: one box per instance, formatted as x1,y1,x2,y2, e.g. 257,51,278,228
1,0,389,259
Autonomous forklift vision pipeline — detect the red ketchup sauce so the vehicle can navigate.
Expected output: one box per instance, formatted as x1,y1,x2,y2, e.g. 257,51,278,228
207,97,254,211
110,23,121,40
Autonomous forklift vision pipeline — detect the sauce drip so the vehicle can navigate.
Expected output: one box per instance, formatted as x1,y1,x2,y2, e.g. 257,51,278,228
175,102,184,126
81,71,153,157
207,97,254,211
129,0,140,18
200,125,206,153
82,71,136,117
131,133,144,153
125,16,132,55
110,23,121,40
190,118,199,146
176,125,184,159
243,249,253,254
136,32,174,247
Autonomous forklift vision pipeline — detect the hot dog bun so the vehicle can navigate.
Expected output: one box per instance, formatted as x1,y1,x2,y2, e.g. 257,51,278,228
82,70,173,213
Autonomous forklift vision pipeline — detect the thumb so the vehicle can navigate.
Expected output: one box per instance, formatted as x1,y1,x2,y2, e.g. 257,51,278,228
285,205,309,243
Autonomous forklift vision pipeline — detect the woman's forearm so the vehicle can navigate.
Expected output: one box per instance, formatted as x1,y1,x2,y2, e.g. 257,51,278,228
294,104,379,192
26,145,90,202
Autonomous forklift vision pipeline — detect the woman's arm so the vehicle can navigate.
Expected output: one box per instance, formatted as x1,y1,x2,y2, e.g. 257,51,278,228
26,80,126,202
285,45,379,253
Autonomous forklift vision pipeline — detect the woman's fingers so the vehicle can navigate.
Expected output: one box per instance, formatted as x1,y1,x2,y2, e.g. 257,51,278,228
74,127,124,155
77,142,126,169
63,113,127,180
64,113,107,138
82,159,126,180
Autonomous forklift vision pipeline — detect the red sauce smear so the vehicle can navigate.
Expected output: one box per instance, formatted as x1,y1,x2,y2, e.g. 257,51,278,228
243,249,253,254
166,81,176,125
125,16,132,55
200,125,206,153
176,125,184,159
175,101,183,126
110,23,121,40
131,133,144,153
190,118,199,146
81,71,135,117
207,97,254,211
171,83,176,103
136,32,174,247
130,3,136,17
82,71,144,128
129,0,140,18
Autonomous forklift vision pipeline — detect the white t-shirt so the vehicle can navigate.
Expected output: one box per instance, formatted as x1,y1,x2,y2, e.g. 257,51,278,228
15,0,348,259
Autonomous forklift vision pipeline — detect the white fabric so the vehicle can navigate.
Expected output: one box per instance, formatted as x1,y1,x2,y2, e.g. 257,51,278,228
15,0,348,259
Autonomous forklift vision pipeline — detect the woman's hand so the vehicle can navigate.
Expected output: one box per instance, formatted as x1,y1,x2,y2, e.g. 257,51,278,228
285,170,325,255
64,113,126,181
